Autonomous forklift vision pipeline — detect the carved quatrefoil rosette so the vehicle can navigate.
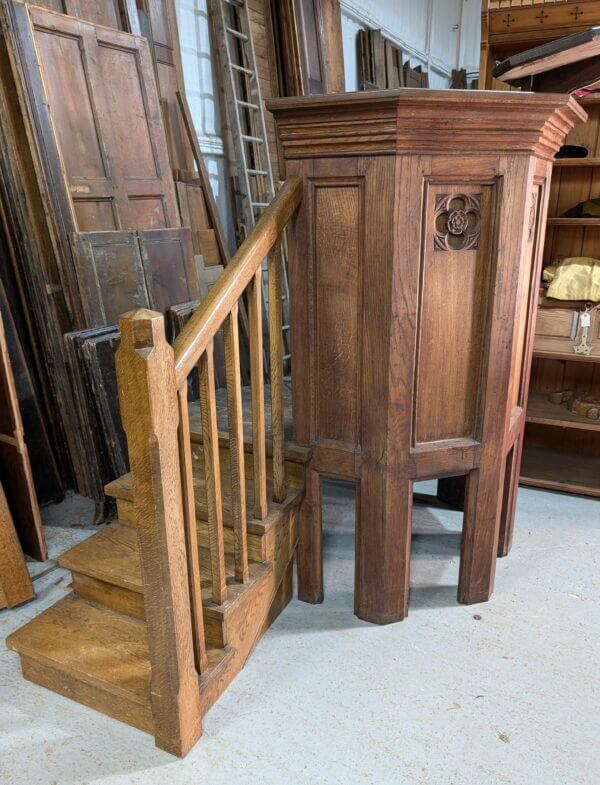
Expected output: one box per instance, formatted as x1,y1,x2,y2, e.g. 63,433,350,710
434,193,482,252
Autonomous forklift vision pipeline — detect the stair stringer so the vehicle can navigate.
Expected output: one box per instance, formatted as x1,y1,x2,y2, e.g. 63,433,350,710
199,504,298,715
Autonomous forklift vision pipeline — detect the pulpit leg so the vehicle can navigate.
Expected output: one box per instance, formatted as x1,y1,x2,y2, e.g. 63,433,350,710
355,469,412,624
297,468,323,604
458,463,506,605
498,435,524,558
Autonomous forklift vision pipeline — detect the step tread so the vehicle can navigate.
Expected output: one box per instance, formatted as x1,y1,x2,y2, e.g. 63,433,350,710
7,594,151,706
6,595,230,708
105,472,302,535
59,522,271,613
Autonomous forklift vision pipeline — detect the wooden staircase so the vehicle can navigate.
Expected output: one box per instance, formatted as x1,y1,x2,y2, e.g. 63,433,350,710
6,177,306,756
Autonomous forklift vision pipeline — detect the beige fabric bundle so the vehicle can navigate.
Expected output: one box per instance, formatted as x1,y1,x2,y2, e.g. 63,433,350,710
543,257,600,301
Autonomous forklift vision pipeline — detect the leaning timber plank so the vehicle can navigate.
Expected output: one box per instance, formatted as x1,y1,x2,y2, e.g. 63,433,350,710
0,310,45,560
0,480,34,608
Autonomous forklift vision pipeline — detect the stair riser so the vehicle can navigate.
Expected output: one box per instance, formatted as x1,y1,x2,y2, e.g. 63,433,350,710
20,655,153,734
72,572,225,647
117,498,267,561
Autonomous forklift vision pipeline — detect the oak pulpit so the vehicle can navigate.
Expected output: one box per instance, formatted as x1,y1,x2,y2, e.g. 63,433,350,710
269,90,585,624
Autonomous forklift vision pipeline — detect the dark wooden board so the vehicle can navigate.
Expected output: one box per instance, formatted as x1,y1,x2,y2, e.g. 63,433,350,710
139,227,201,313
81,329,128,478
0,251,63,505
71,231,150,327
0,311,46,561
64,326,118,503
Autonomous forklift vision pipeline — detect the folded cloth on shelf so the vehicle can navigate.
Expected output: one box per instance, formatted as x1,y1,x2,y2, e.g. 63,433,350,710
544,257,600,301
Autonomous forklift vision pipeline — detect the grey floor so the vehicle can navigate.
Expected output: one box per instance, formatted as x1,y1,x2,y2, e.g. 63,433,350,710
0,482,598,785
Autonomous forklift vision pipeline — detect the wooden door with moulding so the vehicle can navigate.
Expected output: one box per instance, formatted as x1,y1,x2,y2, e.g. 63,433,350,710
7,3,179,237
269,0,345,96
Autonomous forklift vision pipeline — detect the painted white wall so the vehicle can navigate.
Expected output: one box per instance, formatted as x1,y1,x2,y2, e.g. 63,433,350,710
341,0,481,91
175,0,236,251
174,0,483,244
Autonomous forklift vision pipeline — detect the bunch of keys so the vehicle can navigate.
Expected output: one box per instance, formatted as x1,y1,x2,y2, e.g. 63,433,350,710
573,303,594,356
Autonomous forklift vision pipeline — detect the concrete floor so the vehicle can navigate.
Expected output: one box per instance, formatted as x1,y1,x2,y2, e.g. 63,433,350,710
0,482,598,785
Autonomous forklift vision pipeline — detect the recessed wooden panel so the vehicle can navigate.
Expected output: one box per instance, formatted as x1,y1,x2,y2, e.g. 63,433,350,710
34,28,107,182
510,185,542,411
72,231,150,326
68,0,122,28
139,228,200,313
127,197,167,230
74,200,117,232
313,184,362,444
97,43,158,180
414,184,494,445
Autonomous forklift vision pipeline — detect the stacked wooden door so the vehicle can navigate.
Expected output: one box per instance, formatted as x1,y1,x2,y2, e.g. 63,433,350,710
0,1,209,505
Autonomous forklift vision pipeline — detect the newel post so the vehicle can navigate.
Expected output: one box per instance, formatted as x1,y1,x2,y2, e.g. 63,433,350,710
116,309,202,756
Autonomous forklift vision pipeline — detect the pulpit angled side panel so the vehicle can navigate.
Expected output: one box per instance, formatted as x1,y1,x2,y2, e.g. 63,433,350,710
311,178,363,447
413,181,498,446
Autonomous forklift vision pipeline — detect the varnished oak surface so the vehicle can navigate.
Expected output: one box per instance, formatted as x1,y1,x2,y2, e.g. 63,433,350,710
6,594,232,733
527,392,600,432
268,89,585,160
269,89,583,622
59,521,274,609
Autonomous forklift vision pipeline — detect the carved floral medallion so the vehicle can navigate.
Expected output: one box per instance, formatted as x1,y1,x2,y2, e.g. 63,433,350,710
434,193,481,252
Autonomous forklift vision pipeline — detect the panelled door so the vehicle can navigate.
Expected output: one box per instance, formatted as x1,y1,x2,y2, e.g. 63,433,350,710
33,0,139,31
11,3,179,234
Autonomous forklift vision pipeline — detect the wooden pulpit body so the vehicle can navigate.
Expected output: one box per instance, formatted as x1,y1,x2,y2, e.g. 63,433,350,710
269,90,585,624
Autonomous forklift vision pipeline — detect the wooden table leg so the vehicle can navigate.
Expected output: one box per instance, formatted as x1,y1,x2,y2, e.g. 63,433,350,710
297,468,323,604
498,433,524,558
458,462,506,605
355,468,412,624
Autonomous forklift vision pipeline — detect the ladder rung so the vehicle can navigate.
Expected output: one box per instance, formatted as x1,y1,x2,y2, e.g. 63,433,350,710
283,354,291,361
226,26,248,41
282,325,290,332
224,0,245,6
252,202,269,209
241,134,264,144
231,63,254,77
247,168,268,176
237,99,259,110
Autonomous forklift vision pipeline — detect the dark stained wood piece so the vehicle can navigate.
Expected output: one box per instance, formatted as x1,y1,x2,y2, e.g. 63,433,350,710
139,227,200,314
0,309,46,561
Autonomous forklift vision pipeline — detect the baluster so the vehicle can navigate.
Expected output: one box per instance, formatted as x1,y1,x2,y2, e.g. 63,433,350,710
248,268,268,519
268,243,286,503
223,304,249,582
199,340,227,604
177,385,208,672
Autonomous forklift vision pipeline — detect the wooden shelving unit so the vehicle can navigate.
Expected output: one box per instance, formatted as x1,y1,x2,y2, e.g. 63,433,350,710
526,392,600,432
521,445,600,498
547,217,600,226
554,157,600,167
480,0,600,499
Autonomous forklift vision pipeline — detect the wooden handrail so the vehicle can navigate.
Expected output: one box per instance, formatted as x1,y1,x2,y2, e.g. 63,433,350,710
173,176,303,387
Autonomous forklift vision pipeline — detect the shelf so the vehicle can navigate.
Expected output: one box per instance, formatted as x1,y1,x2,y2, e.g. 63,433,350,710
533,349,600,362
520,445,600,498
554,157,600,168
526,392,600,432
578,95,600,107
546,218,600,226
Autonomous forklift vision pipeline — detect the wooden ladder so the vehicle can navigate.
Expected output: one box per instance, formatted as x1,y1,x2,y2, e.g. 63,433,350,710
209,0,291,365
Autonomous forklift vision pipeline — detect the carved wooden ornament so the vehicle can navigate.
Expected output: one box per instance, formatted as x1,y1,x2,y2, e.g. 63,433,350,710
434,193,481,252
